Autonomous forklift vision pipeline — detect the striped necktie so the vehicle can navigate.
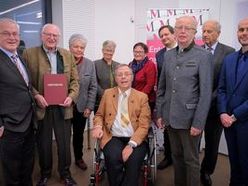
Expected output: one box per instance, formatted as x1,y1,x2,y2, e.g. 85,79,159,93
120,92,130,127
11,55,28,85
207,47,213,54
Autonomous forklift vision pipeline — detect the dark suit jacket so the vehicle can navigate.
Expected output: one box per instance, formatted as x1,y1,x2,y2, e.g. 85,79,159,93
94,87,151,148
218,51,248,122
0,49,35,132
156,47,166,80
204,43,235,117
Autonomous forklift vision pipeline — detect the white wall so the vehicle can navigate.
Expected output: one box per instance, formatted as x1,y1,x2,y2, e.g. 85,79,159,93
52,0,246,62
94,0,135,63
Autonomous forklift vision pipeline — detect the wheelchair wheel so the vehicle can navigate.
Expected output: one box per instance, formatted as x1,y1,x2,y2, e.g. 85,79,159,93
148,127,157,185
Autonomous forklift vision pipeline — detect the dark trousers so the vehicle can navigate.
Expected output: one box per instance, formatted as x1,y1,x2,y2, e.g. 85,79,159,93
37,106,72,178
0,126,35,186
224,122,248,186
168,127,201,186
201,116,223,174
72,108,87,161
163,129,172,160
102,137,147,186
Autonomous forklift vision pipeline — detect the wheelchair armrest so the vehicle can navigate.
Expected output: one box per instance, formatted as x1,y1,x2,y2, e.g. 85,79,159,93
148,127,154,139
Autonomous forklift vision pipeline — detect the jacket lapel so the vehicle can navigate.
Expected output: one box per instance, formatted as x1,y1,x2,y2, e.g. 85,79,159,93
234,56,248,90
112,87,118,112
0,50,27,85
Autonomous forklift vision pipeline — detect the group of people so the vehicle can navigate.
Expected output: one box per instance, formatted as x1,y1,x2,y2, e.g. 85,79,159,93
0,15,248,186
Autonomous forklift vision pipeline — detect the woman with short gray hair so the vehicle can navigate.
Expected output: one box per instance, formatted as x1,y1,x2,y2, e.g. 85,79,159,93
69,33,97,170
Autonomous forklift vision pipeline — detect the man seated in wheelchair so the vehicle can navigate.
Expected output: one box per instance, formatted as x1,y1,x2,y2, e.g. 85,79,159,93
92,64,151,186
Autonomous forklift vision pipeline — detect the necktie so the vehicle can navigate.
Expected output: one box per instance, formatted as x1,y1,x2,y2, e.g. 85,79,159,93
11,55,28,85
236,55,246,82
207,47,213,54
120,92,130,127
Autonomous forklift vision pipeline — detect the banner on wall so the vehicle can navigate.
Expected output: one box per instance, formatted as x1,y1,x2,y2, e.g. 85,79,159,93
146,8,210,62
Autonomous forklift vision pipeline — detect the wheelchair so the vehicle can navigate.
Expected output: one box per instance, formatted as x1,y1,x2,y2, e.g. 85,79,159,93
89,127,157,186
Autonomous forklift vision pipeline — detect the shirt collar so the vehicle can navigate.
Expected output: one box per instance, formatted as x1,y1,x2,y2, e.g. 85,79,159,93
0,47,17,58
118,88,131,97
205,41,218,51
238,48,248,58
176,41,195,53
42,45,57,54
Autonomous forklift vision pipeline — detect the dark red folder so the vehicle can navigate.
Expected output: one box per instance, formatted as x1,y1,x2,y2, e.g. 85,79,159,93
44,74,67,105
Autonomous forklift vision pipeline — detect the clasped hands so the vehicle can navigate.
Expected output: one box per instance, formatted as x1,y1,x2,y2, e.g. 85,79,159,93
220,113,236,128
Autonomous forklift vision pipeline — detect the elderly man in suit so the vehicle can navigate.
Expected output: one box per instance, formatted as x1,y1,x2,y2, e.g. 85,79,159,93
217,17,248,186
92,64,151,186
156,16,213,186
23,24,79,186
200,20,235,186
0,18,35,186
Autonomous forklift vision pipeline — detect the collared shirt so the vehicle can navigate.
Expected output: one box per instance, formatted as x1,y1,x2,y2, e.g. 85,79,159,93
0,47,29,85
111,88,134,137
43,45,57,74
205,41,218,54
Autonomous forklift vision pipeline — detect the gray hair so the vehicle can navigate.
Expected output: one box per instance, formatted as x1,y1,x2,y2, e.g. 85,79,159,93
114,64,133,76
69,33,87,47
203,20,221,33
0,18,20,31
176,16,197,30
102,40,116,50
41,23,61,35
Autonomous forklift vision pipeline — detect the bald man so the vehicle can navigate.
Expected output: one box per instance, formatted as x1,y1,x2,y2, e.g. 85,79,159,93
217,17,248,186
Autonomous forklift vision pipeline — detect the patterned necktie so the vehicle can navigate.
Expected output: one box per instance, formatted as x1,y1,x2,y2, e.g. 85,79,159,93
207,47,213,54
11,55,28,85
120,92,130,127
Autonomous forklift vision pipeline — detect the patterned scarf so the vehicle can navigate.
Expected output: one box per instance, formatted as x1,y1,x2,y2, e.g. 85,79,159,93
129,56,148,74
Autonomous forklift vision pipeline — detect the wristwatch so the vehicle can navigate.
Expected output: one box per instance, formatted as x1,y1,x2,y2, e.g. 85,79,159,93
127,141,136,149
231,114,237,122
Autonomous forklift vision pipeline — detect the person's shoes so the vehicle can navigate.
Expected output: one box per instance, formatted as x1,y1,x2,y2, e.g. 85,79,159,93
75,159,88,170
61,176,77,186
200,172,212,186
36,177,49,186
157,158,172,170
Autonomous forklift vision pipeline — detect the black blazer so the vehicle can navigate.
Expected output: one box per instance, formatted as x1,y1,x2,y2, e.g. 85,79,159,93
204,42,235,117
0,49,35,132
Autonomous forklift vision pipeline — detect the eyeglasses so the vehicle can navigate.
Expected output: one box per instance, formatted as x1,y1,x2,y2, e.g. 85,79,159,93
238,27,248,33
175,25,196,31
116,72,132,78
133,51,145,54
42,32,60,38
0,32,20,38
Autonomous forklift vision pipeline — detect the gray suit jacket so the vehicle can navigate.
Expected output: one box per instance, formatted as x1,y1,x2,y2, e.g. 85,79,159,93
156,44,213,130
76,57,97,112
205,42,235,116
